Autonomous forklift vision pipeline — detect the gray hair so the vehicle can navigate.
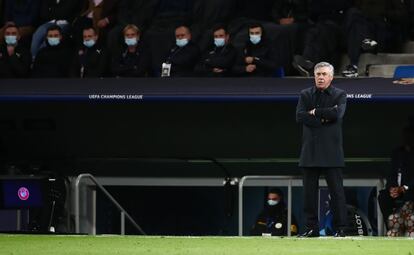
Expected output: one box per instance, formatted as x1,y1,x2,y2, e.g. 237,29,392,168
314,62,334,76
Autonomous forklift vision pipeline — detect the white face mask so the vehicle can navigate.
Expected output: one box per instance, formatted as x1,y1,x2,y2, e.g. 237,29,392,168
250,34,261,45
267,199,279,206
214,38,225,47
176,38,189,47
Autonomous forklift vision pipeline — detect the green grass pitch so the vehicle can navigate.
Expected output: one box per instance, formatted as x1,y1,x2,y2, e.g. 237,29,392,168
1,235,413,255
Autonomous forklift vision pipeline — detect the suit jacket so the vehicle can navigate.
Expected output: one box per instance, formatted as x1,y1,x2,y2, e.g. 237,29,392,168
296,85,347,167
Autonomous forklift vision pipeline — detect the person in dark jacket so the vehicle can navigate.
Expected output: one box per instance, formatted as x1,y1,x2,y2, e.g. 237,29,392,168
72,0,120,47
341,0,409,77
160,25,200,77
0,24,31,78
31,0,82,58
293,0,351,76
296,62,347,238
106,0,159,55
111,24,149,77
250,188,298,236
0,0,40,44
31,24,71,78
71,26,108,78
270,0,309,73
191,0,237,52
146,0,194,73
232,23,280,77
378,126,414,230
194,24,236,77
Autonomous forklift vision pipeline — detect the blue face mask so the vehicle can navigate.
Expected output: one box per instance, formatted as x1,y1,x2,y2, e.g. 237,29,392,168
125,37,138,46
267,199,279,206
47,37,60,46
214,38,225,47
83,39,96,48
5,35,17,45
250,35,261,45
176,38,189,48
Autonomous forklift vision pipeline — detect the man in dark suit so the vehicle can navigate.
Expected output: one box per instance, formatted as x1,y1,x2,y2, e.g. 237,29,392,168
296,62,347,237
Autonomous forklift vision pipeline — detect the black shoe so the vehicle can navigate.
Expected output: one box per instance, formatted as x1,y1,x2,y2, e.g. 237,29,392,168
334,229,346,237
341,64,358,78
292,55,314,77
298,229,320,238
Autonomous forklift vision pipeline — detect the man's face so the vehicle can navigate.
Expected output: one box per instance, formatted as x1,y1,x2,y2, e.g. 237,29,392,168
249,27,262,37
47,29,62,40
214,29,229,43
175,26,191,40
5,27,20,39
268,193,280,202
83,28,98,41
124,28,139,39
314,66,333,90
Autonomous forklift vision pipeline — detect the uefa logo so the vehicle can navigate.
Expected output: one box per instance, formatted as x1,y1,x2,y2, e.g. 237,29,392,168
17,187,30,201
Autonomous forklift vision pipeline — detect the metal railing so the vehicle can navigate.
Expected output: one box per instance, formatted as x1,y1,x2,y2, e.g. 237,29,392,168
238,176,385,237
74,173,146,235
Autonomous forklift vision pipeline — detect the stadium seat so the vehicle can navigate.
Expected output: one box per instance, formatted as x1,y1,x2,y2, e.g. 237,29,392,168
393,65,414,79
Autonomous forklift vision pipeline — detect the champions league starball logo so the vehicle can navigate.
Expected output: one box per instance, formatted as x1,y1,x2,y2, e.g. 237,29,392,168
17,187,30,201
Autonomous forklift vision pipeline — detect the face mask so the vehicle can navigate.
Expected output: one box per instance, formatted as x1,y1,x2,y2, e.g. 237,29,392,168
267,199,279,206
5,35,17,45
214,38,225,47
83,39,96,48
125,37,138,46
47,37,60,46
250,35,261,45
176,38,189,47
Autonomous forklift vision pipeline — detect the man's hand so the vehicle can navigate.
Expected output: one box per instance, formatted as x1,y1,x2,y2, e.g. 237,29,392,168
245,57,254,64
97,18,109,28
246,64,256,73
308,108,316,116
213,68,224,73
7,45,15,56
279,17,295,25
389,187,405,198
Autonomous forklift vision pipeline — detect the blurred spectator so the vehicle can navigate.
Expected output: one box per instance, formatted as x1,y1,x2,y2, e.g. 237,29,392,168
160,25,200,77
232,23,280,77
72,0,119,48
378,125,414,236
0,23,31,78
191,0,237,52
250,188,298,236
341,0,409,78
31,0,82,58
271,0,309,74
107,0,159,55
146,0,194,74
111,24,150,77
31,25,71,77
0,0,40,46
70,26,108,78
293,0,351,76
195,24,236,77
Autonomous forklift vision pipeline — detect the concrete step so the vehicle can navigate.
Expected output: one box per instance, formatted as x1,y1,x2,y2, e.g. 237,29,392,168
402,41,414,53
367,64,400,78
339,53,414,77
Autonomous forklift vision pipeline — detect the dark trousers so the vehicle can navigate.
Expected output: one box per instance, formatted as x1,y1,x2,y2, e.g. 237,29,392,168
302,20,343,66
378,189,406,227
303,167,347,230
